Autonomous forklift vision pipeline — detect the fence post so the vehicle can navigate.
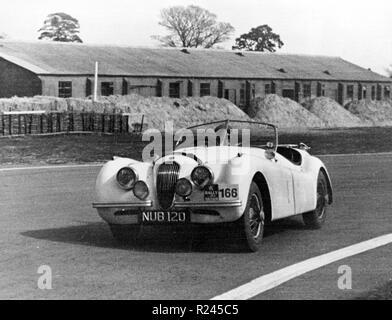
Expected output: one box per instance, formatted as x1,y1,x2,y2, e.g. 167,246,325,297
40,114,43,134
125,115,129,133
18,114,21,135
57,113,61,132
118,113,123,133
140,114,144,133
28,114,33,134
8,114,11,135
90,111,95,132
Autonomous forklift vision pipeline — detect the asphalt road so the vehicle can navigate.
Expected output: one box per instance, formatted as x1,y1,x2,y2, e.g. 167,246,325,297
0,153,391,299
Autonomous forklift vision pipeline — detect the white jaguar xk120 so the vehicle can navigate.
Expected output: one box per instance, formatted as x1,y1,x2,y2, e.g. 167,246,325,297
93,120,333,252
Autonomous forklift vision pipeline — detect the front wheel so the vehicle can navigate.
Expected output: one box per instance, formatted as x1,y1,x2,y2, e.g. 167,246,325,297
235,182,265,252
109,224,141,244
302,171,329,229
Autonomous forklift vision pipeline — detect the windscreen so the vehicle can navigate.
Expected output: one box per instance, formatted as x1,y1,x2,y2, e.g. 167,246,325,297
174,120,277,150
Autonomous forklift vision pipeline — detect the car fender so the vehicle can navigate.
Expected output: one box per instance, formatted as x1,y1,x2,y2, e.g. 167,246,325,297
95,157,153,204
300,152,333,208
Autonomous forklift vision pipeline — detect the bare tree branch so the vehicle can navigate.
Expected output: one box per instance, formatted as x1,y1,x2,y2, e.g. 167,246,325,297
152,5,234,48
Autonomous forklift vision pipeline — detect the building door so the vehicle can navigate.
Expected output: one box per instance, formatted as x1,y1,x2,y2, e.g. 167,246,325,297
337,83,344,105
282,89,295,100
224,89,237,105
294,82,300,102
317,82,322,97
358,83,363,100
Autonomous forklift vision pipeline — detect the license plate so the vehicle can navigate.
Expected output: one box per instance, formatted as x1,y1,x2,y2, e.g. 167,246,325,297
140,211,188,224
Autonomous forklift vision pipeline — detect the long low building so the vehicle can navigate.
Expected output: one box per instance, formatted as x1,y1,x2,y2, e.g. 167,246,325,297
0,41,391,108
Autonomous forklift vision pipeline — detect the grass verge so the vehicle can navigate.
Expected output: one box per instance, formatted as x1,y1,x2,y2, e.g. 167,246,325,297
0,126,392,167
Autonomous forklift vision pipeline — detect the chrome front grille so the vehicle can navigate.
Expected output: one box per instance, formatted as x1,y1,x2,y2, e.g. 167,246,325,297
156,162,180,210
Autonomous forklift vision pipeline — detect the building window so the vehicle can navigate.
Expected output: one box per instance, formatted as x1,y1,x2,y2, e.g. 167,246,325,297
200,83,211,97
239,83,245,106
347,85,354,100
371,86,376,100
317,82,325,97
362,86,367,99
385,86,391,99
101,82,114,96
265,83,271,94
169,82,180,98
252,83,256,99
303,83,311,98
58,81,72,98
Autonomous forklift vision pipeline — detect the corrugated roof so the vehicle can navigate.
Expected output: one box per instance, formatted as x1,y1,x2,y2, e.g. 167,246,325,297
0,41,390,82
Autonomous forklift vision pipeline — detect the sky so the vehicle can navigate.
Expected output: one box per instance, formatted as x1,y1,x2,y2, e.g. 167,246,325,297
1,0,391,75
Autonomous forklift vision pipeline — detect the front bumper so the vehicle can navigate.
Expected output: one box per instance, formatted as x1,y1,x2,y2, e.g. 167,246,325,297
92,201,153,208
92,200,243,224
92,199,241,209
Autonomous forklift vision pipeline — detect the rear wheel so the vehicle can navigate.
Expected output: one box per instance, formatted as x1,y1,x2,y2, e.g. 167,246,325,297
235,182,265,252
109,224,141,244
303,171,328,229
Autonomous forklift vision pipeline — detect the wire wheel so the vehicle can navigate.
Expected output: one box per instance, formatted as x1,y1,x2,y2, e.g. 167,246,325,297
249,193,264,240
235,181,265,252
316,177,327,218
303,171,329,229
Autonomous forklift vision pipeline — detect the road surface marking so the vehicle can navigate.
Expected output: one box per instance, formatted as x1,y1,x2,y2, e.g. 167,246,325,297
211,233,392,300
0,163,103,172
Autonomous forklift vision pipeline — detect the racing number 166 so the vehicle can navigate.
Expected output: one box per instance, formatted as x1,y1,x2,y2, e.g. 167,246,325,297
219,188,238,198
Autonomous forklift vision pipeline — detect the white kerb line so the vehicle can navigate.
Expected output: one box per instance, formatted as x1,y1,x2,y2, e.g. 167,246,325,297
211,233,392,300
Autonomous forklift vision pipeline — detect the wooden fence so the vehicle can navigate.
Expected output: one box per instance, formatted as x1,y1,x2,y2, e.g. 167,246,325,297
0,111,144,136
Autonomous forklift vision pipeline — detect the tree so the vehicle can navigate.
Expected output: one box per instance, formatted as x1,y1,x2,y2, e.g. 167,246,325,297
233,25,283,52
153,5,234,48
0,33,8,40
38,12,82,43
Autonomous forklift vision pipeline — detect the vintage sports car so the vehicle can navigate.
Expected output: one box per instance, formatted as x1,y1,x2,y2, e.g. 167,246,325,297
93,120,333,252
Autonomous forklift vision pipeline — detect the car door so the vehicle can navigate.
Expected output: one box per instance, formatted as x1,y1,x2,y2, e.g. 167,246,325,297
262,154,296,220
276,152,315,215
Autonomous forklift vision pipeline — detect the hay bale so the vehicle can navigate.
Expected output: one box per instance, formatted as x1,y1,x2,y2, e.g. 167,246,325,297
302,97,368,127
250,94,326,128
346,100,392,126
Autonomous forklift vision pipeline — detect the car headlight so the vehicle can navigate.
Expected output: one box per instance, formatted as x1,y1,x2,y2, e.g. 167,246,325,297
133,181,149,200
116,167,137,190
175,178,193,197
191,166,213,189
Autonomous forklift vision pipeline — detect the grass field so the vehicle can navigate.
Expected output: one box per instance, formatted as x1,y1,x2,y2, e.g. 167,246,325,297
0,126,391,166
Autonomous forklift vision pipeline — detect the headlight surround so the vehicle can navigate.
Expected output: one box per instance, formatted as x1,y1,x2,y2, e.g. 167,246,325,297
133,180,149,200
116,167,137,190
191,166,213,189
175,178,193,197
